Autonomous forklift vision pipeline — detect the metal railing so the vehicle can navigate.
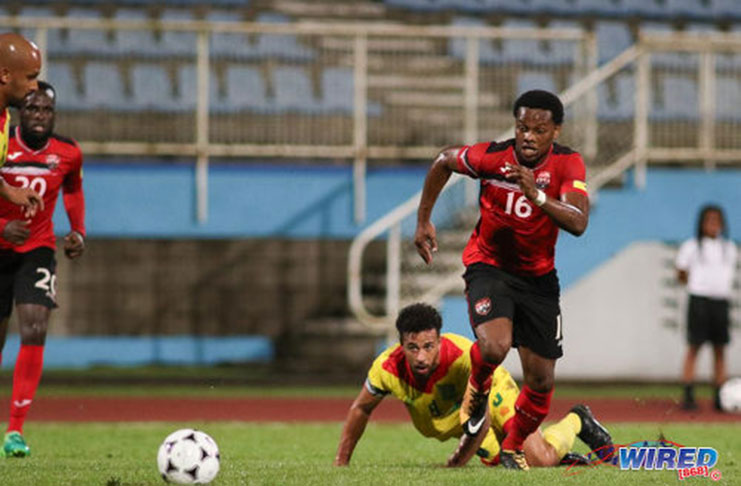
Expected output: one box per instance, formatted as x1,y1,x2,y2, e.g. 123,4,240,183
347,31,741,328
0,16,591,225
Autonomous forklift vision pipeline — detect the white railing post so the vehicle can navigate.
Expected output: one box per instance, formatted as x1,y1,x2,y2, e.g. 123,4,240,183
353,32,369,224
386,223,401,319
699,50,716,171
195,30,210,224
34,28,48,80
634,49,650,189
583,31,599,162
463,35,479,206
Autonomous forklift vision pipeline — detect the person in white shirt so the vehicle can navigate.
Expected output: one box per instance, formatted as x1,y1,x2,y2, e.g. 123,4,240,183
676,204,737,411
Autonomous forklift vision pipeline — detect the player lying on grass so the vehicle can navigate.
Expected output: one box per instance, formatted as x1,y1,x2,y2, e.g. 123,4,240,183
334,303,613,467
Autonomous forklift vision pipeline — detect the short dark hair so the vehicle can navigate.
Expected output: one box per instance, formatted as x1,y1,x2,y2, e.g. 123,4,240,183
513,89,564,125
395,303,442,341
34,80,56,103
696,204,728,240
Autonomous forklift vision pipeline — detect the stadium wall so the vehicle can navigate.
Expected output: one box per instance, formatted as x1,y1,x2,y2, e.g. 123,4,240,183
13,163,739,372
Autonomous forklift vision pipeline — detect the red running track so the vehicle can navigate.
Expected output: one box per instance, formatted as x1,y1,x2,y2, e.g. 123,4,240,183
3,397,738,423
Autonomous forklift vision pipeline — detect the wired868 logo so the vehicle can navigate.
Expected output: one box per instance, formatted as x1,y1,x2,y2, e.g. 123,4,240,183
618,441,721,481
568,440,722,481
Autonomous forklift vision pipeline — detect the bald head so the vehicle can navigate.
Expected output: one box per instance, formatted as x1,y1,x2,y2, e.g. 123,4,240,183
0,32,41,109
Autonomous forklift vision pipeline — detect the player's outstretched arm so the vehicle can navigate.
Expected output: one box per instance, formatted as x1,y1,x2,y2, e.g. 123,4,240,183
415,147,464,264
334,386,383,466
446,412,491,467
0,180,44,218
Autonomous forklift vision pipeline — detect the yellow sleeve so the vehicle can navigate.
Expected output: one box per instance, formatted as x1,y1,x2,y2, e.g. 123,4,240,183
365,347,394,397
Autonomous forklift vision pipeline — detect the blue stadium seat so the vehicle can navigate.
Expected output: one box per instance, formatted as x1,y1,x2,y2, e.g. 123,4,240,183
516,71,557,95
320,67,353,113
597,75,635,120
710,0,741,19
131,64,180,112
716,76,741,120
221,65,272,113
114,8,159,57
572,0,626,16
82,62,130,110
654,76,699,120
253,13,315,61
64,8,115,56
160,9,197,57
16,6,64,52
545,20,583,65
177,65,221,112
207,10,249,59
529,0,580,16
667,0,713,20
384,0,443,12
621,0,668,18
47,62,82,110
595,21,633,64
448,17,501,64
501,19,551,65
640,21,698,69
273,66,320,113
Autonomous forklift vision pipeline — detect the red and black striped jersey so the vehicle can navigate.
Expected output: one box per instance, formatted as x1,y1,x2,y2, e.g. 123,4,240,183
0,127,85,252
456,139,587,276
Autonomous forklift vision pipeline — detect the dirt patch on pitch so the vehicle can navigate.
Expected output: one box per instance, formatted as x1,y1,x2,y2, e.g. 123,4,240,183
4,396,736,422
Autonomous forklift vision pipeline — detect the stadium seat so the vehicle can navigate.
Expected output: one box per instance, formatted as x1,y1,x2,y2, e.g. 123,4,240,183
64,8,115,56
131,64,180,112
595,21,633,64
597,74,635,120
529,0,580,16
114,8,159,57
47,61,82,110
253,13,315,61
273,66,320,113
710,0,741,19
516,71,557,95
320,67,353,113
221,65,272,113
177,64,222,112
160,8,197,57
639,21,698,69
572,0,626,17
653,76,699,120
621,0,668,18
501,19,549,65
667,0,713,20
82,62,130,110
207,10,249,59
15,6,64,53
448,17,501,64
715,76,741,120
545,20,583,65
384,0,443,13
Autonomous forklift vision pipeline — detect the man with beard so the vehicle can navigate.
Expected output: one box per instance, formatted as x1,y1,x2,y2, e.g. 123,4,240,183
0,81,85,457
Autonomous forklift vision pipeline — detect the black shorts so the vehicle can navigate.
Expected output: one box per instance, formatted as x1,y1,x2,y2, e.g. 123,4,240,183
463,262,563,359
0,247,58,318
687,295,730,346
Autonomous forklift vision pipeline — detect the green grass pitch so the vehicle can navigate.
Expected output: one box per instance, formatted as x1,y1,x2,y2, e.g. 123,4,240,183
0,422,738,486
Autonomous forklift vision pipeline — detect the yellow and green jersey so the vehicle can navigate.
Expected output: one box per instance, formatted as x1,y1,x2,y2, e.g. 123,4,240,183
366,333,518,444
0,108,9,166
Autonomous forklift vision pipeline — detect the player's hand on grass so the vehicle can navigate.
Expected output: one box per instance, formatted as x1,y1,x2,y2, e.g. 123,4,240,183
2,184,44,218
64,231,85,259
445,434,472,468
414,220,438,264
3,219,31,245
504,163,538,201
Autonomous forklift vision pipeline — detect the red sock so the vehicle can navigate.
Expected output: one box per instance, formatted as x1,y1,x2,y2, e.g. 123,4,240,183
501,385,553,452
469,341,496,392
8,345,45,434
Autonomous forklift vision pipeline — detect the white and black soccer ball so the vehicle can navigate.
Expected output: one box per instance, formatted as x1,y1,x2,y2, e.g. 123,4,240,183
157,429,220,484
719,377,741,413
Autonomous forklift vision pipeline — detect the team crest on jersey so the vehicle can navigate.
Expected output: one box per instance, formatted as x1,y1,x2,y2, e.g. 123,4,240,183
46,154,60,170
535,171,551,189
474,297,492,316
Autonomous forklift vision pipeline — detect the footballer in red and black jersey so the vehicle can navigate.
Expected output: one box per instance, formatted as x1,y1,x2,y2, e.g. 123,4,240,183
0,126,85,253
456,139,586,277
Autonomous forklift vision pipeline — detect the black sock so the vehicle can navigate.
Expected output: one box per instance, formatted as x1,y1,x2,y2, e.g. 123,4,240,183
714,386,722,410
683,384,695,404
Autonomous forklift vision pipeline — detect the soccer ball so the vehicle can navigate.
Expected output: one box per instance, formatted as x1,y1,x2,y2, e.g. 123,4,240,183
157,429,220,484
719,377,741,413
